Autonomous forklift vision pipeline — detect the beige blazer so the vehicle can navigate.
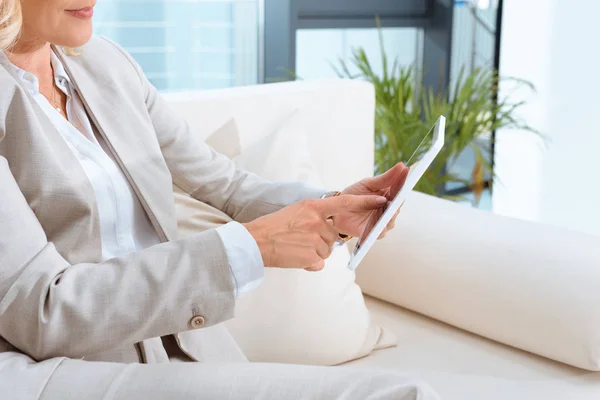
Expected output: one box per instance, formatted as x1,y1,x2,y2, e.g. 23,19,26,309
0,36,322,364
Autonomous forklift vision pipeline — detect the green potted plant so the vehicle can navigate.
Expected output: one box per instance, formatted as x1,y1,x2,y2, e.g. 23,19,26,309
333,24,538,205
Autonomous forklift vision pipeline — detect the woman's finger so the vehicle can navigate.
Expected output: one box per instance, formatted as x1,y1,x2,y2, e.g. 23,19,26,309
315,239,333,260
386,204,402,229
364,162,407,191
304,259,326,272
387,167,410,200
320,218,340,247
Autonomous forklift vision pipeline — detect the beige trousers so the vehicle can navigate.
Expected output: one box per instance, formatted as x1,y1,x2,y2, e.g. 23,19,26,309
21,357,441,400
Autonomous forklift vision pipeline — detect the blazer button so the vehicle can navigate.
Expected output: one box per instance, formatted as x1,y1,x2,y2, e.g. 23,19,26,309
190,316,205,329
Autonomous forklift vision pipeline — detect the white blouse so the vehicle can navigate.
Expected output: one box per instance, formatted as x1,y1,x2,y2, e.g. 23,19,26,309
10,51,263,296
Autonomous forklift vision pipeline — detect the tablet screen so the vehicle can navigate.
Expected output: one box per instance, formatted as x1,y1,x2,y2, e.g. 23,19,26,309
356,125,436,248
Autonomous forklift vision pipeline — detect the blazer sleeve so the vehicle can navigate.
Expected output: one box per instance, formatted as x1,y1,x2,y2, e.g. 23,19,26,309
101,37,325,223
0,156,236,361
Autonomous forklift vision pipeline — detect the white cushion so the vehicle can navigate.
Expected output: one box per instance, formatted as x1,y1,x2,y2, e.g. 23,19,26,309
345,296,600,400
175,115,395,366
203,118,241,160
355,190,600,371
163,79,375,191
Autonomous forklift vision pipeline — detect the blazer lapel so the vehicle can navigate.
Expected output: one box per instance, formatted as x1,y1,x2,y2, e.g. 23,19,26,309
0,52,92,176
53,46,173,242
0,51,98,208
0,51,104,263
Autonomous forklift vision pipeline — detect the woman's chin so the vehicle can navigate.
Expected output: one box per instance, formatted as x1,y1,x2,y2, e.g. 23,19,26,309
56,28,93,49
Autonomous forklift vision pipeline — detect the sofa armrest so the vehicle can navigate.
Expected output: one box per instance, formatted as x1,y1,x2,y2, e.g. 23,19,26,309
162,79,375,190
356,190,600,371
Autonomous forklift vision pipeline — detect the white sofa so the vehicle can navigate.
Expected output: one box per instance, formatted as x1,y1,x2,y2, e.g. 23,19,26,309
163,80,600,399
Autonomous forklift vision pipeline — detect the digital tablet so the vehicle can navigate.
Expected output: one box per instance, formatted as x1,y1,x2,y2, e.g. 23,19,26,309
347,116,446,271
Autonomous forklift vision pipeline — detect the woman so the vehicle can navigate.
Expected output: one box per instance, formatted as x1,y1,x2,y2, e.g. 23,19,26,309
0,0,439,398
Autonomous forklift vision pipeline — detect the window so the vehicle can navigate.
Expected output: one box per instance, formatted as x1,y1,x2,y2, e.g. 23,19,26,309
447,1,500,211
93,0,259,92
296,28,421,80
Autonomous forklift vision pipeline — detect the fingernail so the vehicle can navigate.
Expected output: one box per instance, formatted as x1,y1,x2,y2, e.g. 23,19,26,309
376,197,387,205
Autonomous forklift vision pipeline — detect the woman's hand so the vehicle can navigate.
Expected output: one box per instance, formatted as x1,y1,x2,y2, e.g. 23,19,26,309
336,162,409,240
243,194,387,271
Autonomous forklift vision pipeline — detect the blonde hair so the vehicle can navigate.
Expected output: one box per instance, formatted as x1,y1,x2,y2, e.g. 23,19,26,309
0,0,22,51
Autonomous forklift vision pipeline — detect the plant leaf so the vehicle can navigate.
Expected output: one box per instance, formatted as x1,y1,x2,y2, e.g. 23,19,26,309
329,19,538,204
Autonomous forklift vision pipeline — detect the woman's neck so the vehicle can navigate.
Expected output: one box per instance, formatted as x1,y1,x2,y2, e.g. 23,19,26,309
5,37,53,85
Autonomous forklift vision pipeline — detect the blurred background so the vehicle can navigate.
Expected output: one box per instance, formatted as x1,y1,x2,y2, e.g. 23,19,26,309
93,0,600,237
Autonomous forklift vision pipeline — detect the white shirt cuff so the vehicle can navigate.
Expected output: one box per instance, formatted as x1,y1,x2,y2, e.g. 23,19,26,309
215,221,265,298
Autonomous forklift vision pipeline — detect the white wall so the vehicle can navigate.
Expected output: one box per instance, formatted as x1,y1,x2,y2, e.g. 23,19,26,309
493,0,600,237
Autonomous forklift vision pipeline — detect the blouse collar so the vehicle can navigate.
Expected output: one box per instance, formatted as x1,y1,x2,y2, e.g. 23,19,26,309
6,49,71,95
